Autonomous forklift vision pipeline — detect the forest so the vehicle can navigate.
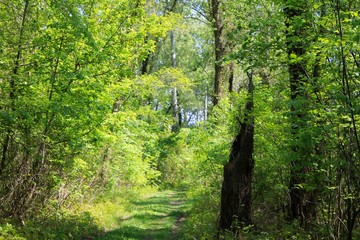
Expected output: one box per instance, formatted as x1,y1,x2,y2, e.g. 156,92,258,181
0,0,360,239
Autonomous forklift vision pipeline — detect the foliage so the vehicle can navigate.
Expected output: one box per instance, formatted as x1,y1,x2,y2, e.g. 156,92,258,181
0,223,26,240
19,212,100,240
1,0,360,239
0,212,100,240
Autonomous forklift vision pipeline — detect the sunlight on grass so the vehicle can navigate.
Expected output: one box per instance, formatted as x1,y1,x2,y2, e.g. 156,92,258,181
87,189,190,240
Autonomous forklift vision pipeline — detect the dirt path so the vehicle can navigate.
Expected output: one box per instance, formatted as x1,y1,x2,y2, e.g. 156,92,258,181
96,190,189,240
168,192,187,238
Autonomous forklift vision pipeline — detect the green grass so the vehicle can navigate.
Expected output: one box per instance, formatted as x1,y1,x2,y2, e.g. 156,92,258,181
94,190,190,240
1,189,191,240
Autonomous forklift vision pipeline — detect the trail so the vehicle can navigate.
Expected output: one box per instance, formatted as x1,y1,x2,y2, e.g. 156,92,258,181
95,191,189,240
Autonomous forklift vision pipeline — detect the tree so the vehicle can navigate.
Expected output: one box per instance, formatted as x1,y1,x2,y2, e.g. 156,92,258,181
209,0,225,106
283,0,319,229
0,0,177,220
218,72,254,231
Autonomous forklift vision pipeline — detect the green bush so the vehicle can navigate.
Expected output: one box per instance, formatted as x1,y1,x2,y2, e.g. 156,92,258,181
0,223,26,240
14,212,101,240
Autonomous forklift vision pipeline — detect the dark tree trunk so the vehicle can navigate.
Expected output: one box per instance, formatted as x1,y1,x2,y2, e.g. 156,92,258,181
228,62,234,93
141,52,150,75
219,72,254,231
284,0,317,229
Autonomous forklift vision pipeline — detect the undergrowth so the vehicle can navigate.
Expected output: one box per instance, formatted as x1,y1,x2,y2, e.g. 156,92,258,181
0,186,157,240
0,212,100,240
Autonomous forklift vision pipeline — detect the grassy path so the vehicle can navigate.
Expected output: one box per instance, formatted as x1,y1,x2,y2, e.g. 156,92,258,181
95,190,189,240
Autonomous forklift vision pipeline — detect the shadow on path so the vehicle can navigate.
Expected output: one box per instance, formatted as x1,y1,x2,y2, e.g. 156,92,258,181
95,191,188,240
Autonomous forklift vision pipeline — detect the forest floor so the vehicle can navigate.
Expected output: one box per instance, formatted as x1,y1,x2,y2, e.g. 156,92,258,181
94,190,190,240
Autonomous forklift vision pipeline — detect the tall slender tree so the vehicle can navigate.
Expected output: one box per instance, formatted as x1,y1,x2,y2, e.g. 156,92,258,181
284,0,318,229
210,0,225,106
170,30,180,131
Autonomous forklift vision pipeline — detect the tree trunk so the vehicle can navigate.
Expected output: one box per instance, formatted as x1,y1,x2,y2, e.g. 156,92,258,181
333,1,360,238
211,0,225,106
284,0,317,229
141,56,150,75
0,0,30,177
171,30,180,131
228,62,234,93
204,87,208,121
219,72,254,231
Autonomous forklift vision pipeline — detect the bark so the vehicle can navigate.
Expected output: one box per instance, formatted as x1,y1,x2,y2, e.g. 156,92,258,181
172,86,179,131
284,0,317,229
0,133,10,176
228,62,234,93
204,87,208,121
210,0,225,106
171,30,180,131
141,51,150,75
218,72,254,231
141,36,151,75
